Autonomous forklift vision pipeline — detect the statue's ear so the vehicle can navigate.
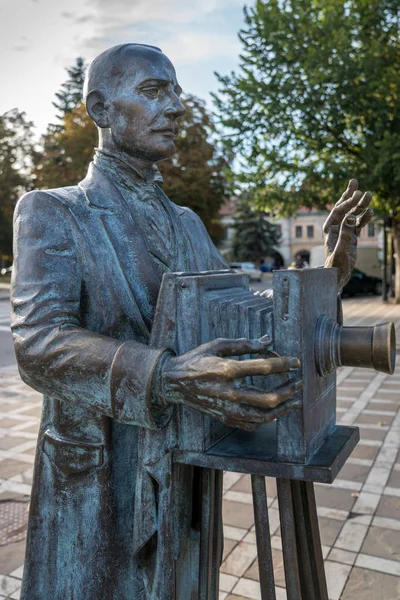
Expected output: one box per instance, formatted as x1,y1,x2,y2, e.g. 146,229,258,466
86,90,109,128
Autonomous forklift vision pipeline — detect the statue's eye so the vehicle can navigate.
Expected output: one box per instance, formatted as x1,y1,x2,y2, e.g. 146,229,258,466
143,87,160,99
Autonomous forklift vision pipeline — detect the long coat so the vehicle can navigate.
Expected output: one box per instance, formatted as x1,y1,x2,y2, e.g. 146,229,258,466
11,163,227,600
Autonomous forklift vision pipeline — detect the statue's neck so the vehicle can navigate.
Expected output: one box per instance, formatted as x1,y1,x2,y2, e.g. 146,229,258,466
94,148,163,186
96,130,158,183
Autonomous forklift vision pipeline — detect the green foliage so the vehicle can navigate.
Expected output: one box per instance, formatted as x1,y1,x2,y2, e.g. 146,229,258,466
33,103,97,189
52,57,87,124
213,0,400,218
0,109,34,257
159,95,231,239
232,198,281,261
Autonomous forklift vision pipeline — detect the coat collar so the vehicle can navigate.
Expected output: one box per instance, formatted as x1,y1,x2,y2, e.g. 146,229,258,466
79,162,121,210
79,162,186,216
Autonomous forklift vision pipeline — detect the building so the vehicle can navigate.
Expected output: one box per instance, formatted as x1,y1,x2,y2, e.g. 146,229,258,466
217,199,380,267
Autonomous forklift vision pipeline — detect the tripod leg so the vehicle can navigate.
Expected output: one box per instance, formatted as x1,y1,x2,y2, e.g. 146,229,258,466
276,479,302,599
291,481,328,600
251,475,276,600
277,479,328,600
198,468,216,600
210,470,223,600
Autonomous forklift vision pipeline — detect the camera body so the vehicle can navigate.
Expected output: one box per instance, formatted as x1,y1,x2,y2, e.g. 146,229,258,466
151,268,394,465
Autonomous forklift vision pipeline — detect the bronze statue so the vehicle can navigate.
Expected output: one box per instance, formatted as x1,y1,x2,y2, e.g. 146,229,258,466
11,43,374,600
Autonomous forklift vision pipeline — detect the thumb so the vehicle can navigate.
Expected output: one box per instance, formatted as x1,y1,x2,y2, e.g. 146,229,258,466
334,214,356,256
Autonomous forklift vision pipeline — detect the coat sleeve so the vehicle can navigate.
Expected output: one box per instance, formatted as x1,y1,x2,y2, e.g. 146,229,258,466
11,190,168,430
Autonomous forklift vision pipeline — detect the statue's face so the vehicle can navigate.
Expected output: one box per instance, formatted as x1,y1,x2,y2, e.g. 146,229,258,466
106,49,185,162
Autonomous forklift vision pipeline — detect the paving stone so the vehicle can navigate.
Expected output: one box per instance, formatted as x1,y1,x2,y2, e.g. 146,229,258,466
334,521,368,552
0,576,20,597
350,444,379,461
314,485,355,511
221,542,258,578
374,391,400,401
0,439,29,452
336,463,371,484
358,426,388,441
0,541,25,576
231,476,252,494
366,401,399,412
223,539,237,561
376,495,400,520
244,549,285,588
0,462,30,479
220,573,239,593
341,566,400,599
324,560,352,600
361,526,400,562
387,469,400,489
231,577,262,600
231,476,276,499
356,412,394,425
317,517,343,547
223,501,254,530
18,425,39,435
339,381,364,388
0,421,23,430
16,407,41,418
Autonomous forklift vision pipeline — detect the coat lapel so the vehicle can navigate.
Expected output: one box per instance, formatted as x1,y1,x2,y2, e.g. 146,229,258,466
79,164,161,335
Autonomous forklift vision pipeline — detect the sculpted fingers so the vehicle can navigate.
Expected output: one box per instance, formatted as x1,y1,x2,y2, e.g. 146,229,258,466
335,179,358,206
323,191,363,232
228,356,300,379
201,336,273,358
215,378,303,409
356,207,374,233
348,191,373,217
331,214,357,257
263,396,303,421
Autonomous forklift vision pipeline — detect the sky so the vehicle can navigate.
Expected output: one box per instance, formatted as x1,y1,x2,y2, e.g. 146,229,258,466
1,0,248,137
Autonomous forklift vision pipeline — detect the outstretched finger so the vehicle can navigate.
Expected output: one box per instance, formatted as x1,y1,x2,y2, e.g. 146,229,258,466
335,179,358,206
217,396,303,431
330,213,356,255
356,208,374,232
227,356,301,380
324,191,363,232
217,378,303,409
203,336,273,358
263,396,302,420
348,191,373,217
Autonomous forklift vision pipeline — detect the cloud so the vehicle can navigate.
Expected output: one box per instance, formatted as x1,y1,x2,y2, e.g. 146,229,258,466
12,44,30,52
75,14,93,24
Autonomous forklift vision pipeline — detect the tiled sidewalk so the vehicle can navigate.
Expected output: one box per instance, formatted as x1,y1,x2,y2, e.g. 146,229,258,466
0,297,399,599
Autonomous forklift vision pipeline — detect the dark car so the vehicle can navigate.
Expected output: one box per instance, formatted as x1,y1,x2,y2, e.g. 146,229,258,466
342,268,382,297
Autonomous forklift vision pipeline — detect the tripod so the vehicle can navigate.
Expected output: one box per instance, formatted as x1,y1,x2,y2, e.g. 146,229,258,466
176,421,359,600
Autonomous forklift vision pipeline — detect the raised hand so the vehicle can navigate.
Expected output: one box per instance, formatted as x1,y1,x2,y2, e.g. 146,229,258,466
323,179,373,291
160,337,302,431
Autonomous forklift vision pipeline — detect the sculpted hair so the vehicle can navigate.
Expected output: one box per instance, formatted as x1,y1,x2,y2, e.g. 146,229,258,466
83,43,163,100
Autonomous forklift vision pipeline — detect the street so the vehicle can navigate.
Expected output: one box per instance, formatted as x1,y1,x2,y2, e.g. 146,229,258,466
0,293,15,369
0,288,399,599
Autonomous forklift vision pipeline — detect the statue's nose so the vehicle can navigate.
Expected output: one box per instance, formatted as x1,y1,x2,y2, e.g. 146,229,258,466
165,98,186,119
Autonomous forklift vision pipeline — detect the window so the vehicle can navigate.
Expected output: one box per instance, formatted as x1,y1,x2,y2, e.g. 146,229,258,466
295,225,302,238
368,223,375,237
307,225,314,238
275,224,282,236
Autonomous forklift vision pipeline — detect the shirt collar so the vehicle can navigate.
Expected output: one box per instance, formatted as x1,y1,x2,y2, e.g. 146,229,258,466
93,149,163,190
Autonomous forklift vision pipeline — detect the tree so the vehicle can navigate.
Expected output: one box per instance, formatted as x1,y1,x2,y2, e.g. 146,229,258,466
232,198,281,262
0,109,34,258
33,103,97,189
214,0,400,297
53,57,87,124
159,95,231,239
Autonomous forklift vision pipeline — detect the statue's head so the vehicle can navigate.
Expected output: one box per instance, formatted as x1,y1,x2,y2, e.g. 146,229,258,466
84,44,185,163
